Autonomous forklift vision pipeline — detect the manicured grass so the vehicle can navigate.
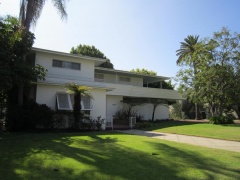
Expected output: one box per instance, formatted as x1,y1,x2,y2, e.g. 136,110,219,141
0,132,240,179
144,121,240,141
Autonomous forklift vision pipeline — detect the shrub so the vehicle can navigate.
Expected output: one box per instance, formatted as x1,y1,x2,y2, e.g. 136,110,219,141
80,116,104,131
6,100,54,131
209,116,234,124
136,121,152,129
114,106,143,122
170,102,183,119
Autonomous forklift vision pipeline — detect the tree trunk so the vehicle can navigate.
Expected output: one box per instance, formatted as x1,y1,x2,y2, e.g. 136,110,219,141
195,103,201,120
152,104,157,121
74,93,81,129
18,84,24,106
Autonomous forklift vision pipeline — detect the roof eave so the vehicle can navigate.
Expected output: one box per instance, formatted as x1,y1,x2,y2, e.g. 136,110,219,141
32,47,107,65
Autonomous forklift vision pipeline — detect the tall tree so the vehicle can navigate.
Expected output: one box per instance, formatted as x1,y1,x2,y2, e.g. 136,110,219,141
176,35,201,119
194,28,240,117
0,16,46,91
177,28,240,117
19,0,67,31
17,0,68,105
70,44,114,69
0,16,47,130
65,83,92,130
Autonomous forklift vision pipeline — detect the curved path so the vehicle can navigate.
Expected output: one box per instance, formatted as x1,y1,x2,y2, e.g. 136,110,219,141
118,129,240,153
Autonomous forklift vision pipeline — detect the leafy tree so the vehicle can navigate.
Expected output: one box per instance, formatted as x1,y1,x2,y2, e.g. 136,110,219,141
130,68,157,75
70,44,114,69
194,28,240,117
0,16,47,130
177,28,240,117
176,35,202,119
65,83,92,130
0,16,46,94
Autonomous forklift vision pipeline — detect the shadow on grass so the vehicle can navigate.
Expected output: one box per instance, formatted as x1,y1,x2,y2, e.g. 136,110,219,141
0,132,239,179
145,140,240,179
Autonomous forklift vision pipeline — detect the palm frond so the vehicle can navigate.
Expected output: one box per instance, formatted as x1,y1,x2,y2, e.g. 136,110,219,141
176,35,201,65
51,0,67,19
19,0,67,30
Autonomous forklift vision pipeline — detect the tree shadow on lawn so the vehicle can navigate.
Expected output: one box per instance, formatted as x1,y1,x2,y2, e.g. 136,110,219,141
144,140,240,179
0,132,239,179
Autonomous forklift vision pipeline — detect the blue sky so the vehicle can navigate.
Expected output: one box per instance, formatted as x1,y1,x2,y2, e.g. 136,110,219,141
0,0,240,81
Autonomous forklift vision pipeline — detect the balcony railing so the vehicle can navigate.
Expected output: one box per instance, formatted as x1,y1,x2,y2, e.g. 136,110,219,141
94,78,142,86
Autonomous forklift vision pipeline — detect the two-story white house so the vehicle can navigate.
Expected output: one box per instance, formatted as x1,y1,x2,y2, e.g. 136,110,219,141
29,47,182,129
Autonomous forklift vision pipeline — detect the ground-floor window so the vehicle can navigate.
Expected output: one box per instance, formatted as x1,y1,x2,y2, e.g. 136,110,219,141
56,93,93,110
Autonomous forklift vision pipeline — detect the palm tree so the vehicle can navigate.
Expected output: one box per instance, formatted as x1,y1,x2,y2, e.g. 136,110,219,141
19,0,67,31
176,35,201,120
65,83,92,130
18,0,68,105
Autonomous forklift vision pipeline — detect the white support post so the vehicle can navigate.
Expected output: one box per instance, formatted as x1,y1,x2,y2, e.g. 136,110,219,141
111,116,113,130
129,117,136,129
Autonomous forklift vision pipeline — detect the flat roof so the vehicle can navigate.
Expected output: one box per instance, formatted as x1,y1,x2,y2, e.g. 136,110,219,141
95,67,170,83
32,47,107,66
32,47,170,83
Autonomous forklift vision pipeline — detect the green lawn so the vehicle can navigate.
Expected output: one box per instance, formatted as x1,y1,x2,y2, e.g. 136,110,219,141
145,121,240,141
0,132,240,179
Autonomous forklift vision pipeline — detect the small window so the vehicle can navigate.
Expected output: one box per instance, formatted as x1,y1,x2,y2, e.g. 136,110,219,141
56,93,72,110
53,59,81,70
119,76,131,82
95,73,104,79
52,60,62,67
62,61,71,69
71,62,81,70
82,96,92,110
56,93,93,110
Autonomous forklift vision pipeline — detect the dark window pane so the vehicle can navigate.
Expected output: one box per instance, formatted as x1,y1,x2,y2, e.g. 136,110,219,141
53,60,62,67
71,62,81,70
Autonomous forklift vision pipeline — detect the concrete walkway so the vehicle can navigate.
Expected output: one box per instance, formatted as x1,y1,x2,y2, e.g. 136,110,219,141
117,129,240,153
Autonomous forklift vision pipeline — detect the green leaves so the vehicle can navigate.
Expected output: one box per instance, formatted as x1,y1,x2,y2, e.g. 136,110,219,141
176,28,240,117
0,16,47,94
130,68,157,75
65,83,92,97
70,44,114,69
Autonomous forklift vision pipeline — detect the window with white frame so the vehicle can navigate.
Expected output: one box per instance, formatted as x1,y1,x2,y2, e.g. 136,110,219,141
56,93,93,110
119,76,131,82
52,59,81,70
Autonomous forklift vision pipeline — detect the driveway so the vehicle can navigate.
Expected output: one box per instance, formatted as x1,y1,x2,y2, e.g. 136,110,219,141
118,129,240,153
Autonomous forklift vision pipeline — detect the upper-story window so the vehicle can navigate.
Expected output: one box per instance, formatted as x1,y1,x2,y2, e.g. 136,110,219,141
119,76,131,82
95,73,105,82
95,73,104,79
52,59,81,70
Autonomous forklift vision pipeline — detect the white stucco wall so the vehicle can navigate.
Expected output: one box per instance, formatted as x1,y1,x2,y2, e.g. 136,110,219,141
89,89,106,121
35,52,95,82
36,84,106,120
154,104,169,120
106,95,123,122
36,84,63,110
132,103,169,120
